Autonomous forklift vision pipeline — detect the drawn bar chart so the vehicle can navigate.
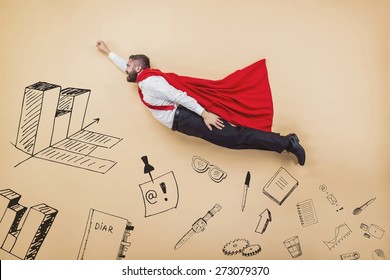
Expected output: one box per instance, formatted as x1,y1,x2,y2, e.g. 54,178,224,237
14,82,122,174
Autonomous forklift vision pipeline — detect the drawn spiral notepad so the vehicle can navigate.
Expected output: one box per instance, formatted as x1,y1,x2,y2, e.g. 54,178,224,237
262,167,298,205
296,199,318,227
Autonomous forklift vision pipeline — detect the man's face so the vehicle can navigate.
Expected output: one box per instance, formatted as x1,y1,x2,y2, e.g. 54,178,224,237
126,59,140,83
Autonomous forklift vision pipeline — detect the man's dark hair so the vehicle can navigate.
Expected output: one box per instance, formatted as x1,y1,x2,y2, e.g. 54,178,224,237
129,54,150,69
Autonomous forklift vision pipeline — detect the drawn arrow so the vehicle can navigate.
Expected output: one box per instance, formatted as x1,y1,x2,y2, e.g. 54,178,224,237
82,118,100,130
255,208,272,234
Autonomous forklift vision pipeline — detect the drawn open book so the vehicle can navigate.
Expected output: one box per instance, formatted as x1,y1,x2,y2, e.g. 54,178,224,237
262,167,298,205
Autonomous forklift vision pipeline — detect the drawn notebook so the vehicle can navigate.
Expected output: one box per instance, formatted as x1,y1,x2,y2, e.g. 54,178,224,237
296,199,318,227
262,167,298,205
77,209,134,260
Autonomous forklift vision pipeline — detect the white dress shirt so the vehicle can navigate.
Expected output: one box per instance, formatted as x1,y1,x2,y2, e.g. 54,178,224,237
108,52,205,129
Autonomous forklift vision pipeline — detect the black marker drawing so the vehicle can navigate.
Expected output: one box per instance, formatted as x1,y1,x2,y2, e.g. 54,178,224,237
241,171,251,211
139,171,179,217
319,184,344,211
296,199,318,227
14,82,122,174
174,203,222,250
360,223,385,239
353,197,376,215
0,188,57,260
242,244,261,257
372,249,385,260
323,223,352,250
340,252,360,260
255,208,272,234
141,156,155,183
262,167,298,205
77,208,134,260
191,156,227,183
222,238,261,257
222,239,250,256
283,236,302,258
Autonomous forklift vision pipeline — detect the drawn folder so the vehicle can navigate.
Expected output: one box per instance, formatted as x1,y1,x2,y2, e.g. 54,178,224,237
262,167,298,205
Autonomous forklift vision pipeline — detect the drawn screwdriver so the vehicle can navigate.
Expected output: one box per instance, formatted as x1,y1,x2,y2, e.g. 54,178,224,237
353,197,376,215
141,156,155,183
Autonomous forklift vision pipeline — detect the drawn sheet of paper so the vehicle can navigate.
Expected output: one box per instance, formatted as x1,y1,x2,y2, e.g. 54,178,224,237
296,199,318,227
139,171,179,217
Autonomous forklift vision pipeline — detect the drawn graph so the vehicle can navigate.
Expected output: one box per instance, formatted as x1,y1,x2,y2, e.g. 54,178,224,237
323,223,352,250
14,81,122,174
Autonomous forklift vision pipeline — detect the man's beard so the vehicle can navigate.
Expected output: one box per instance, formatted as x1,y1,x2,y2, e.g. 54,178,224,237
127,70,138,83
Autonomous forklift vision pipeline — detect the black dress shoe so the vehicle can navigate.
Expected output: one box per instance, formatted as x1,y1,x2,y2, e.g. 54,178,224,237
286,133,306,166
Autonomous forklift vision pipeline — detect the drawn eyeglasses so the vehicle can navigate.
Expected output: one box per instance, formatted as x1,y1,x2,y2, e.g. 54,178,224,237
191,156,227,183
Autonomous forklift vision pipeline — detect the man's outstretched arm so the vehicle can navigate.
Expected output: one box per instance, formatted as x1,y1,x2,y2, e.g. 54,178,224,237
96,40,127,72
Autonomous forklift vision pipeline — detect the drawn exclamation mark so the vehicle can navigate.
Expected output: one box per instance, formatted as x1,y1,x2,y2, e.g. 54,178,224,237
160,182,168,201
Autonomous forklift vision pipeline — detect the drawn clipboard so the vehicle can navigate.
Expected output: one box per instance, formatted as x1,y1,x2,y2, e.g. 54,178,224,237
262,167,298,205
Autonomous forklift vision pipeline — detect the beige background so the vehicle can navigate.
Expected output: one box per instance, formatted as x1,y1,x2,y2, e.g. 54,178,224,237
0,0,389,260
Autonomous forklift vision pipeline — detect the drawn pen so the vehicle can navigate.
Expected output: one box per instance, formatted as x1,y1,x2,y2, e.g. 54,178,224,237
241,171,251,211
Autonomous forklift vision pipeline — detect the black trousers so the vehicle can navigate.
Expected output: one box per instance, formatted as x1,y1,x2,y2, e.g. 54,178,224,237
172,106,289,153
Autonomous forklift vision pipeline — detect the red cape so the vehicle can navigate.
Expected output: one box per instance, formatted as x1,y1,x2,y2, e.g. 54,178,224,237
136,59,274,131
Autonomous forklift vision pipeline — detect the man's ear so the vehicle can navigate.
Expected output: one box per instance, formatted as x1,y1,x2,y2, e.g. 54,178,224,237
135,65,142,73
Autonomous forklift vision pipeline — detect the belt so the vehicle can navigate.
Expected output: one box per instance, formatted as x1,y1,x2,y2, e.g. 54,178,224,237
172,105,182,131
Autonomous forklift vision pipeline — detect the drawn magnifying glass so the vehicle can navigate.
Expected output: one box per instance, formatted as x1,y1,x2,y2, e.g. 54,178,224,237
353,197,376,215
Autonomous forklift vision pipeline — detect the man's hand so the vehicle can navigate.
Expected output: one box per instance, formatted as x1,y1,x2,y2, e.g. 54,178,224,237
96,40,111,55
201,111,225,131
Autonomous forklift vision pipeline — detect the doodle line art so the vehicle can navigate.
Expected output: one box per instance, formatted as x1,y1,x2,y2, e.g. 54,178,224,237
14,82,122,174
340,252,360,260
77,208,134,260
296,199,318,227
241,171,251,211
319,184,343,211
191,156,227,183
323,223,352,250
222,238,261,257
360,223,385,239
283,236,302,258
372,249,385,260
255,208,272,234
353,197,376,215
262,167,298,205
139,171,179,217
175,203,222,250
0,188,58,260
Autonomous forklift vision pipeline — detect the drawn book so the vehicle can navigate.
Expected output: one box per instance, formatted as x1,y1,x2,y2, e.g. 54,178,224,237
77,209,134,260
262,167,298,205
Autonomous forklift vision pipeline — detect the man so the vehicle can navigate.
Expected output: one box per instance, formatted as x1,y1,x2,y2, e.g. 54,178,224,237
96,41,306,165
